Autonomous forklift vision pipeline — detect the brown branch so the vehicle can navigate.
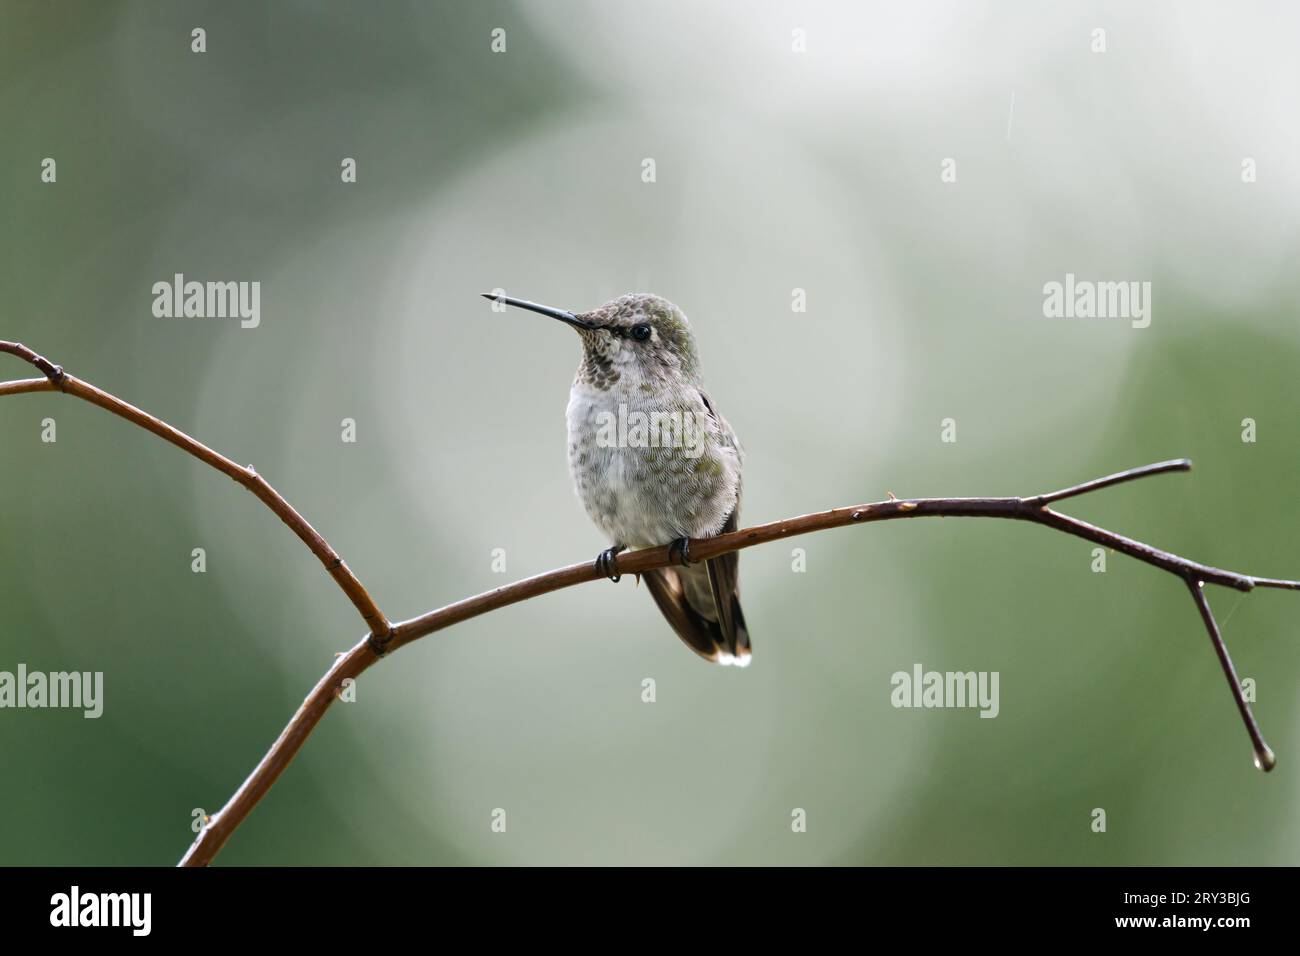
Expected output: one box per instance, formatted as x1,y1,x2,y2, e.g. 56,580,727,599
3,342,1297,866
0,341,390,641
0,376,56,398
1187,579,1275,770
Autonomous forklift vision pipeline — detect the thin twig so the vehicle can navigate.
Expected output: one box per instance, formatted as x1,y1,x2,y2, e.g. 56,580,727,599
0,376,55,398
0,341,390,641
1029,457,1191,505
3,342,1297,866
1187,579,1275,771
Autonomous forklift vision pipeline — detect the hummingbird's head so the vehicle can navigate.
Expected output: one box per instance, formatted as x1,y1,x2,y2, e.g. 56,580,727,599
483,291,702,389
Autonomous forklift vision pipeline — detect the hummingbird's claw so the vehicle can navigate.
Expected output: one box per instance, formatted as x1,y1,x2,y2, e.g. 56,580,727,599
668,537,694,567
596,544,627,583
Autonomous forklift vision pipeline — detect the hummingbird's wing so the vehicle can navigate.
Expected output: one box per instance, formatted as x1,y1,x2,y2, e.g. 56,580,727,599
642,507,751,666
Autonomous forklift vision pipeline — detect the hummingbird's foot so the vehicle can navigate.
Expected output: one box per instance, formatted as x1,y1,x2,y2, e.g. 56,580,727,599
668,537,694,567
595,544,627,583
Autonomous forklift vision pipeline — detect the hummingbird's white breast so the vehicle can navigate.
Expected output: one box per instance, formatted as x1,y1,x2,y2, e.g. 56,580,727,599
566,375,742,551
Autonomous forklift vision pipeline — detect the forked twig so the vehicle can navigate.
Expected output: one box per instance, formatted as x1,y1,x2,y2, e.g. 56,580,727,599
0,342,389,642
2,341,1295,866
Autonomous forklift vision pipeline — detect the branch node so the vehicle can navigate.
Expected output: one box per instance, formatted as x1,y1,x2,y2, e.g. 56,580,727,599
367,628,396,657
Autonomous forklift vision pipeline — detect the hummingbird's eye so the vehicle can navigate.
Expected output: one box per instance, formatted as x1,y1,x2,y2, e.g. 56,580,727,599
631,324,652,342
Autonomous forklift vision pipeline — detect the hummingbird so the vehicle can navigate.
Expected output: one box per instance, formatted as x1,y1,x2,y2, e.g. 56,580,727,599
483,291,751,666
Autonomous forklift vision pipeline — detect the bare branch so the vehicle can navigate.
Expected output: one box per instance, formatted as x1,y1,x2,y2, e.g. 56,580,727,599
1187,579,1275,771
1029,457,1192,505
0,376,55,398
1,341,389,639
3,342,1297,867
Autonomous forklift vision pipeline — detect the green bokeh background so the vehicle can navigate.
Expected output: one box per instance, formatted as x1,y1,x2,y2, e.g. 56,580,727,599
3,1,1299,865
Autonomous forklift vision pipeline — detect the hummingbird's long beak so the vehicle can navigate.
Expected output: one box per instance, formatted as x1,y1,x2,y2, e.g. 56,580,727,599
480,293,595,330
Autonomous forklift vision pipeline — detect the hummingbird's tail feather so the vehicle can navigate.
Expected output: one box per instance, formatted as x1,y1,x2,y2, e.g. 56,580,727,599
642,568,714,661
647,506,751,665
704,506,749,664
642,559,751,667
723,594,751,667
704,554,750,663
